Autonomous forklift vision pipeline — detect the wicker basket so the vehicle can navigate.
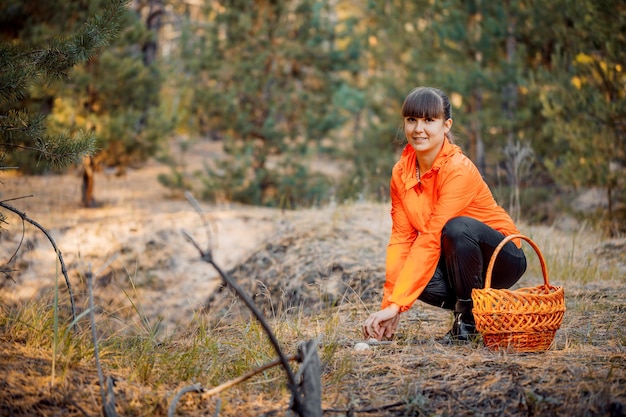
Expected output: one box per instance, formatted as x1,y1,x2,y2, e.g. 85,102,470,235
471,234,566,353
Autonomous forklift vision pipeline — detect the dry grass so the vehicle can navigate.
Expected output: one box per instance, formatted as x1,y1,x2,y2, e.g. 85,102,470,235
1,283,624,416
0,146,624,416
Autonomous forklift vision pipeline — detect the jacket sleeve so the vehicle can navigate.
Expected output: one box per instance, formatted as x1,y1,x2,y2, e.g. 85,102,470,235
387,158,482,311
381,171,416,309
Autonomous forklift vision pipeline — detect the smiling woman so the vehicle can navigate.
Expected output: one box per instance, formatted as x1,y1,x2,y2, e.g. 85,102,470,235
362,86,527,344
402,88,453,177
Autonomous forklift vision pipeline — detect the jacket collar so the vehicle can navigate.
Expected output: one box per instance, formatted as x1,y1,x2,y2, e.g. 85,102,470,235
401,138,461,190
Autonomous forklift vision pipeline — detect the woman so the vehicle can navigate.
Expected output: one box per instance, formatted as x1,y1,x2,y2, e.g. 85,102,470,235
362,87,527,343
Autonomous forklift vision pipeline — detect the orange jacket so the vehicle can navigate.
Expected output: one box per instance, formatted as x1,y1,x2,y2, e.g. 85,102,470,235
382,139,521,312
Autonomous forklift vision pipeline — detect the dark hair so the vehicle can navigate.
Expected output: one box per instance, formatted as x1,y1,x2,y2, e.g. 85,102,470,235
401,87,452,120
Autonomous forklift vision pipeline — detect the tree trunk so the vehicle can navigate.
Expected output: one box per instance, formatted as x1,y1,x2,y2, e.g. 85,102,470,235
81,155,96,208
141,0,163,67
469,89,486,175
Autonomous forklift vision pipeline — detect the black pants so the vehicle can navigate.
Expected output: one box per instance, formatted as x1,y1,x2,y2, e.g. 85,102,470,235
418,216,527,310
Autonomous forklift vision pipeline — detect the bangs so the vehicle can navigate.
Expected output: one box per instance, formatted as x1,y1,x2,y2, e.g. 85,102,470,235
401,88,445,119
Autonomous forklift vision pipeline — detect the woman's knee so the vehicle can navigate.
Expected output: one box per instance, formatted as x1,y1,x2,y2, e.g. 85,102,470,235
419,267,455,309
441,216,476,249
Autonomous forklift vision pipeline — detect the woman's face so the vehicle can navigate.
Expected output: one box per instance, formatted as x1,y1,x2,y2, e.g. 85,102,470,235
404,116,452,155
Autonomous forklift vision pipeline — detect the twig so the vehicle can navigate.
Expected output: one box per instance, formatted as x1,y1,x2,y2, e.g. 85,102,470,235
0,194,35,203
182,229,300,392
167,383,204,417
6,210,25,267
184,191,217,253
182,191,311,415
214,398,221,417
87,268,117,417
323,400,407,415
183,229,302,401
0,268,18,283
0,201,76,323
203,354,298,397
168,356,299,416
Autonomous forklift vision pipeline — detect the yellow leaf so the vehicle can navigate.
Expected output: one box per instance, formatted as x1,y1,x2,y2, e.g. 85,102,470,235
576,52,594,64
450,92,463,108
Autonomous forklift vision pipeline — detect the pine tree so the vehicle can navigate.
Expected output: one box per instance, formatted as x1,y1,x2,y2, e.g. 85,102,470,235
49,0,173,207
170,0,361,207
0,0,173,207
533,0,626,233
0,0,129,172
336,0,432,202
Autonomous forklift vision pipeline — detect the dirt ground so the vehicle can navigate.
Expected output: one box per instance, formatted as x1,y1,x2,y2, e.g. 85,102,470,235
0,140,625,416
0,141,287,331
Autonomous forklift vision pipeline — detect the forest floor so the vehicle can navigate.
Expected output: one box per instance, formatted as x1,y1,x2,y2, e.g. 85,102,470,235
0,139,625,416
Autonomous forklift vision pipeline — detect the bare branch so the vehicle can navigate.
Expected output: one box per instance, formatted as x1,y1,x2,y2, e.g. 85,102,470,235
0,201,76,323
167,383,204,417
294,337,321,382
6,209,26,266
183,228,300,397
184,191,216,253
168,355,298,416
0,194,35,203
204,354,298,398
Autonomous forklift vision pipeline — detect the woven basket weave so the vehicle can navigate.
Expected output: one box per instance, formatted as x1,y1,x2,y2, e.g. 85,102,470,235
471,234,566,353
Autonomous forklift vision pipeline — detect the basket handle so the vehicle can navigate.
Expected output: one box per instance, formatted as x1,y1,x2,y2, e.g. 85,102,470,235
484,234,550,289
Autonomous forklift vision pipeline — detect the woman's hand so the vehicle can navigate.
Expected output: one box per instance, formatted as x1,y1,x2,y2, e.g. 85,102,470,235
363,304,401,341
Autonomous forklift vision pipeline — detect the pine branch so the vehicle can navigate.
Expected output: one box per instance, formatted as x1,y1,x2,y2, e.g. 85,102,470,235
0,0,130,170
0,0,131,100
34,131,99,168
0,110,46,143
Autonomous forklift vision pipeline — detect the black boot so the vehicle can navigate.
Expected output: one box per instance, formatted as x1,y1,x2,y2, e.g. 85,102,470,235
441,299,478,344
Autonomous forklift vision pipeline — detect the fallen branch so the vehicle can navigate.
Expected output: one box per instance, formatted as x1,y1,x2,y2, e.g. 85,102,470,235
0,201,76,323
203,354,298,398
167,383,204,417
168,354,300,416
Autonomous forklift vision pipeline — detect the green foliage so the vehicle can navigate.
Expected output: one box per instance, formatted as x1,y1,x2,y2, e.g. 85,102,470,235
157,0,626,227
6,0,621,225
269,161,333,209
0,0,130,171
174,0,362,208
198,142,333,208
532,0,626,233
45,1,174,172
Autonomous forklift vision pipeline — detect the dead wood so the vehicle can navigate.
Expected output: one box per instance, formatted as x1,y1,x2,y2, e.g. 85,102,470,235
0,200,77,323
